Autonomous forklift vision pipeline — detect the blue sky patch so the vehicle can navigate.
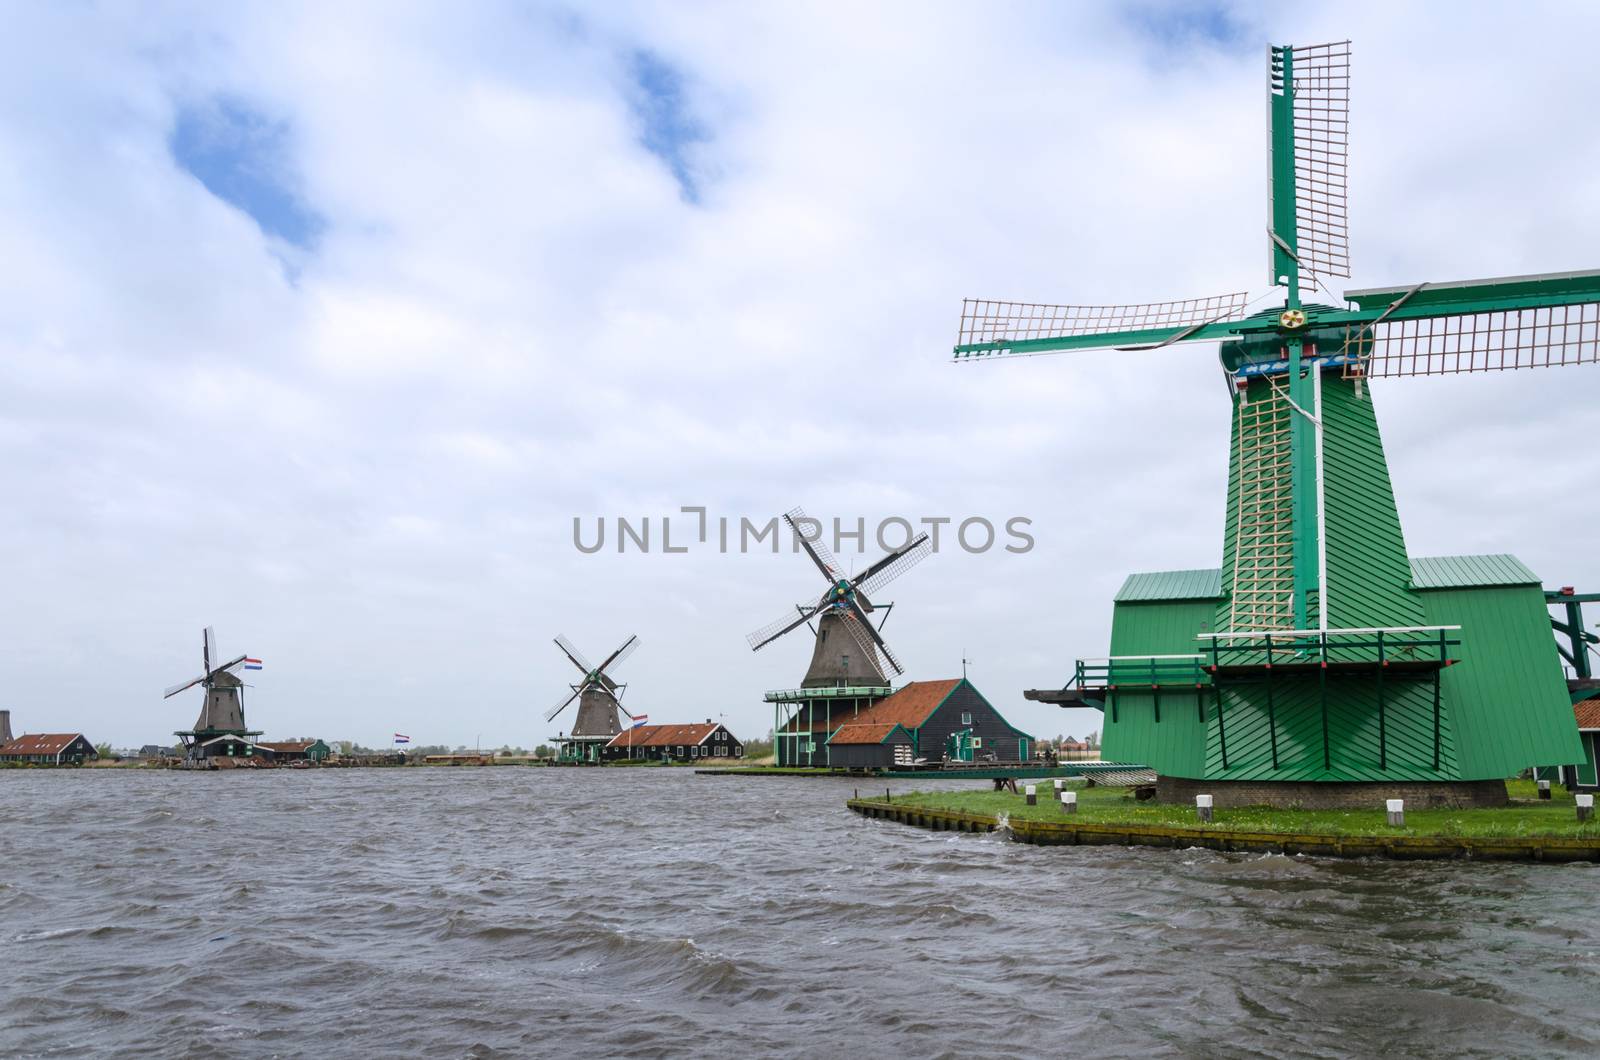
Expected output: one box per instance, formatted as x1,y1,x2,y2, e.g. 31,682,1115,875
1123,2,1253,53
626,49,708,204
170,98,324,248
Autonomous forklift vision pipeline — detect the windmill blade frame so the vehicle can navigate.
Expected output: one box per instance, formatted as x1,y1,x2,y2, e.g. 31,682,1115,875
544,687,581,723
595,682,634,720
747,603,824,651
953,293,1251,360
214,654,250,676
1270,40,1352,290
164,675,207,699
203,626,216,676
553,634,595,676
784,507,842,581
592,634,639,681
838,603,903,676
1334,269,1600,379
853,532,933,598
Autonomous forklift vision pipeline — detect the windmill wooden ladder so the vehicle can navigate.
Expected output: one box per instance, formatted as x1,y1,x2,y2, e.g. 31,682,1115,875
1229,387,1294,633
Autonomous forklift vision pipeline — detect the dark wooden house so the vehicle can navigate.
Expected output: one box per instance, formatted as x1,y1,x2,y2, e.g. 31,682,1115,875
194,734,274,761
825,678,1033,766
1553,700,1600,790
0,733,98,766
825,722,915,769
603,721,743,762
259,739,332,763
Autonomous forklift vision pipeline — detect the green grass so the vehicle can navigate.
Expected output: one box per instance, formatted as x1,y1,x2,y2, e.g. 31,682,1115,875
885,778,1600,839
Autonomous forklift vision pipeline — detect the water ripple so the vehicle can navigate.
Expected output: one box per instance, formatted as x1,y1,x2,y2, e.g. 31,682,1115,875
2,769,1599,1057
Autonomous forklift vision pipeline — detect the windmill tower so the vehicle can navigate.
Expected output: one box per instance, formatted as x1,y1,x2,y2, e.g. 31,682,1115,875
545,634,639,763
961,41,1594,806
747,508,932,766
165,627,264,759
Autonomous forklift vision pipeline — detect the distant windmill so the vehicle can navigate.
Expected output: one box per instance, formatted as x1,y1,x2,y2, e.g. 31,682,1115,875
165,626,263,756
546,634,638,762
747,508,932,688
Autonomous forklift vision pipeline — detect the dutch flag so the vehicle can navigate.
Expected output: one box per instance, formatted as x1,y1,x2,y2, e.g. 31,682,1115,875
631,715,648,728
244,658,264,670
393,733,411,744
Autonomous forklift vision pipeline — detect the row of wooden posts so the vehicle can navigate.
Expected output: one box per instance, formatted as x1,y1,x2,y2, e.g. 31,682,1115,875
863,781,1597,826
1009,780,1597,826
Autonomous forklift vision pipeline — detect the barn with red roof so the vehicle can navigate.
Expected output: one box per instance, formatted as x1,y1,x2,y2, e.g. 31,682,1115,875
0,733,98,766
812,678,1032,769
602,720,743,762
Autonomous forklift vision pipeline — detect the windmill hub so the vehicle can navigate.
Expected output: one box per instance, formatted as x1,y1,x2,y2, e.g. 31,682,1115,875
1278,308,1307,329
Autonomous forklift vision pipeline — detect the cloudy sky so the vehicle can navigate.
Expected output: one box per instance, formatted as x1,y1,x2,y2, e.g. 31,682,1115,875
4,1,1599,748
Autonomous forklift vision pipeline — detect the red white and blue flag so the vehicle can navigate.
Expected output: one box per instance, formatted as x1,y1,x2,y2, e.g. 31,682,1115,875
631,714,648,728
393,733,410,744
243,658,263,670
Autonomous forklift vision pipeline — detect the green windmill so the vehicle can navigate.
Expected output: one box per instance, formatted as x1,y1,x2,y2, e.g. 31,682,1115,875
960,41,1599,806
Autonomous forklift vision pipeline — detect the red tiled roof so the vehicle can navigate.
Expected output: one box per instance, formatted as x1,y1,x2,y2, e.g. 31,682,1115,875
1576,699,1600,730
849,679,962,730
828,722,908,746
607,723,719,749
0,733,89,756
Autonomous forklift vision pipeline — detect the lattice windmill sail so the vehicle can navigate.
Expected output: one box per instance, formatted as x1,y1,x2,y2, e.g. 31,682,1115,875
746,507,932,687
965,41,1594,796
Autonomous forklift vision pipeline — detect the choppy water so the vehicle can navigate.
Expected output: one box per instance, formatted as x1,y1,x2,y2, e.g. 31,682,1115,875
3,768,1599,1058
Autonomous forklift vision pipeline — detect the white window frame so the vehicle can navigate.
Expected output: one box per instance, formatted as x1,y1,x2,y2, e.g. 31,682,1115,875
961,712,973,725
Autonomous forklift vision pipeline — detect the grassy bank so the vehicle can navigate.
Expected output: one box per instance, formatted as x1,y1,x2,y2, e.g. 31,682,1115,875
886,779,1600,839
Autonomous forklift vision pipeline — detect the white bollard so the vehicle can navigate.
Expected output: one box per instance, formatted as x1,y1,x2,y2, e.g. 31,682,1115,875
1025,784,1037,806
1539,779,1552,800
1578,793,1594,823
1060,790,1078,814
1054,778,1066,794
1196,794,1213,823
1387,798,1405,827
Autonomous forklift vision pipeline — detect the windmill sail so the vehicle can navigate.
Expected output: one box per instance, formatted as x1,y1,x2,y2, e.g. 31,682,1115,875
954,293,1251,360
545,687,581,723
785,507,842,579
837,605,902,677
1270,40,1351,290
553,634,595,675
1338,269,1600,378
747,603,823,651
853,533,932,597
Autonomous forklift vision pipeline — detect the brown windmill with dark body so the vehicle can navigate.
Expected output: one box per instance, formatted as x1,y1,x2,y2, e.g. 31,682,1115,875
165,627,265,761
545,633,640,763
748,508,933,766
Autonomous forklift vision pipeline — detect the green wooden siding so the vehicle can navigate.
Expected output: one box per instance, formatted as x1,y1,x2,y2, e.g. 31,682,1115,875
1316,379,1425,630
1196,376,1440,781
1102,599,1215,778
1096,375,1578,783
1416,583,1583,778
